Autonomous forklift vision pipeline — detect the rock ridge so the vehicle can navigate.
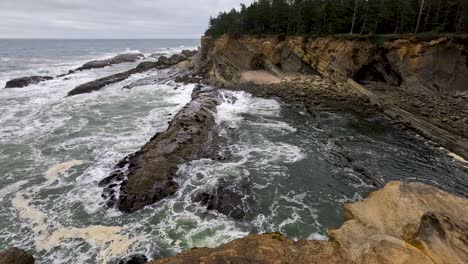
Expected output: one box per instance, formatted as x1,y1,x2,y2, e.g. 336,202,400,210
99,85,220,213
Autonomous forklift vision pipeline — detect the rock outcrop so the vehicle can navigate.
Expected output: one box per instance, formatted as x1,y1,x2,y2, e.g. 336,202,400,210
5,76,53,88
67,51,192,96
99,86,220,212
193,176,252,220
151,181,468,264
75,53,145,71
194,35,468,160
0,247,34,264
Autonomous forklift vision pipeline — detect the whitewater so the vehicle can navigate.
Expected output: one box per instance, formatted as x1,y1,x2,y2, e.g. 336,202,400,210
0,39,467,263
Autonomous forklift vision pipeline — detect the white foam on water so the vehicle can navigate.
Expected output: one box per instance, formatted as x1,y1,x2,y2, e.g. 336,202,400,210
0,180,28,203
216,90,282,128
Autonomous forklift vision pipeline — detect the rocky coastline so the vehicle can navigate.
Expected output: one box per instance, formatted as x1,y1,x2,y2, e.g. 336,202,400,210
149,181,468,264
191,35,468,160
2,35,467,264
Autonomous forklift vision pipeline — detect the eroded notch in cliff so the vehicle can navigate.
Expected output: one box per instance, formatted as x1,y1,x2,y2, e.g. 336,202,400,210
353,60,402,87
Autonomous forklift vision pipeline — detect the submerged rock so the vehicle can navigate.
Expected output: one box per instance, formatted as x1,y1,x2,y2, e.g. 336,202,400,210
5,76,53,88
151,181,468,264
100,86,220,212
75,53,144,71
193,177,252,220
115,254,148,264
0,247,34,264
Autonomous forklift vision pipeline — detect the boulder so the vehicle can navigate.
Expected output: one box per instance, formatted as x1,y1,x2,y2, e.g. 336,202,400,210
168,54,187,65
5,76,53,88
181,50,198,58
0,248,34,264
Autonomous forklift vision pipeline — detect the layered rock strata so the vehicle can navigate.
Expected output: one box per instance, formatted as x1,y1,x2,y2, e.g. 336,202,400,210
194,35,468,160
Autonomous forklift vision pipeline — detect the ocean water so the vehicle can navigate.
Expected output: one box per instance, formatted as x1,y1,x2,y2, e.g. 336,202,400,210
0,39,467,263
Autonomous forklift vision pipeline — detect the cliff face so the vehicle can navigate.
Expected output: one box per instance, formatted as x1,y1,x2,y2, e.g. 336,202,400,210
152,181,468,264
198,35,468,94
195,35,468,160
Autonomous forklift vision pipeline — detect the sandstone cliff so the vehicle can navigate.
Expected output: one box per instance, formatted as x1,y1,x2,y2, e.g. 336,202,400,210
152,181,468,264
193,35,468,160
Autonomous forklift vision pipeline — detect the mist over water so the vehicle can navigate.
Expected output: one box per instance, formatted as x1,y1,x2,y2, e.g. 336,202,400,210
0,39,467,263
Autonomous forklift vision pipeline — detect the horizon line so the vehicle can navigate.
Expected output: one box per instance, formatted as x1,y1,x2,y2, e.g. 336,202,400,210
0,37,202,40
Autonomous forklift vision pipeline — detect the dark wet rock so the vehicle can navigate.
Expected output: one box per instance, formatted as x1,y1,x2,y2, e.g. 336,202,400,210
193,177,252,220
67,70,136,96
68,51,194,96
181,50,198,58
174,75,204,84
0,247,34,264
5,76,53,88
100,86,220,213
168,54,187,65
149,52,167,58
75,53,144,71
115,254,148,264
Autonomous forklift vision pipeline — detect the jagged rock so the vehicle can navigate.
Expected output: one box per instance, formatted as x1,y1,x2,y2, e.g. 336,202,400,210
100,86,220,212
68,52,192,96
115,254,148,264
75,53,144,71
5,76,53,88
193,177,252,220
151,181,468,264
0,247,34,264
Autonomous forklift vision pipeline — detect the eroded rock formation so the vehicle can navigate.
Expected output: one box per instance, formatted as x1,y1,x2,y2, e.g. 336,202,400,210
151,181,468,264
99,86,220,212
193,35,468,160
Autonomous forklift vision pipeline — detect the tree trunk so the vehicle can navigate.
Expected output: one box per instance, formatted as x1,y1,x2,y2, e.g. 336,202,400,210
415,0,426,33
351,0,359,34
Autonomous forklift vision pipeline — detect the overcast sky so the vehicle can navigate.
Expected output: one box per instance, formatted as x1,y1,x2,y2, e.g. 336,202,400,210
0,0,253,38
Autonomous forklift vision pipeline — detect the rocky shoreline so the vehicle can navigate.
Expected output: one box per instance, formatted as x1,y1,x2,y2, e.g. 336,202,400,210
192,35,468,161
149,181,468,264
2,35,467,264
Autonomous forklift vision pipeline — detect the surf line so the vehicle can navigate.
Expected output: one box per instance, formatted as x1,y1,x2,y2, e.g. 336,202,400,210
12,160,143,263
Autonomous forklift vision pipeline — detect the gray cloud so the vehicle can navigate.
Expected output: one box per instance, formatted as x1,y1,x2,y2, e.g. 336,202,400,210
0,0,253,38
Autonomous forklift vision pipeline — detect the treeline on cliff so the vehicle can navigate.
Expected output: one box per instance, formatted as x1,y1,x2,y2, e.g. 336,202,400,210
205,0,468,37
